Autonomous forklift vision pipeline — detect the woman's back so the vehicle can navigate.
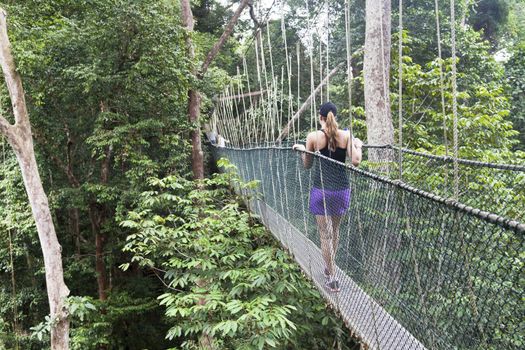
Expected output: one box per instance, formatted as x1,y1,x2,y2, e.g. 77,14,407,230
309,129,349,154
308,129,349,190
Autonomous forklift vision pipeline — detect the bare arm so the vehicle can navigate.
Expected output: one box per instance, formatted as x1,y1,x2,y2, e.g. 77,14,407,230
292,133,315,169
347,133,363,166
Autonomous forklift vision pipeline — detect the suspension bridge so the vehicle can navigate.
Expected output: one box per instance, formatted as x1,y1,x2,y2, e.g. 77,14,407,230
208,0,524,349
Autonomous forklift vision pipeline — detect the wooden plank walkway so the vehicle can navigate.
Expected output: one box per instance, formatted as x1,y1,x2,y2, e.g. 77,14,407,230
251,199,428,350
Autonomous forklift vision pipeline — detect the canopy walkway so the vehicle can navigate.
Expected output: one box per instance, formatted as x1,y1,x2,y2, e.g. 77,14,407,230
208,0,524,348
212,144,524,350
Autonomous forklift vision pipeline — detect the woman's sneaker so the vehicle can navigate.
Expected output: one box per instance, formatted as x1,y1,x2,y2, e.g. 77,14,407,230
325,280,340,293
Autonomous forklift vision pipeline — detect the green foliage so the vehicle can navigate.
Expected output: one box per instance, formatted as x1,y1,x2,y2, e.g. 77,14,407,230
505,43,525,150
122,161,356,349
68,293,167,350
29,315,52,343
1,0,194,348
470,0,510,46
1,0,524,348
387,31,522,162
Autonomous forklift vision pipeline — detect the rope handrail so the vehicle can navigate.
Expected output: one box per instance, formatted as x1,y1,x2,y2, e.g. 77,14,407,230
364,144,525,171
220,143,525,171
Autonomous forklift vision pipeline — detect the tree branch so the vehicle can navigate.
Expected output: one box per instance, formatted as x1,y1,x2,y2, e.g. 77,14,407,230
0,9,30,130
0,113,13,137
248,2,259,27
200,0,251,77
276,62,345,143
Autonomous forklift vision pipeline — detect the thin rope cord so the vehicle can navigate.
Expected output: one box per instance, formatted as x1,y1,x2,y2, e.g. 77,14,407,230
217,98,225,142
278,67,282,144
344,0,354,152
230,86,241,147
221,96,232,145
295,153,312,276
319,41,323,103
435,0,450,199
281,14,293,143
220,91,229,145
242,56,258,145
325,1,330,101
230,82,240,146
254,29,262,92
398,0,403,180
266,20,276,82
308,0,316,132
259,29,271,144
237,66,248,145
273,76,280,143
228,85,239,147
379,0,389,122
450,0,459,200
275,149,291,249
259,30,270,103
435,0,448,158
297,42,301,143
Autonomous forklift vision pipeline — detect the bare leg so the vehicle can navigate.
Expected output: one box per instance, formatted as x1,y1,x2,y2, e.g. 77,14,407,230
316,215,336,275
331,215,343,262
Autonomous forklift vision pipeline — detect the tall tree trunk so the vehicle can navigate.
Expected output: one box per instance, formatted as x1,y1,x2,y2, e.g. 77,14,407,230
363,0,399,291
16,144,70,348
189,90,204,179
180,0,204,179
180,0,251,179
0,10,70,349
364,0,394,162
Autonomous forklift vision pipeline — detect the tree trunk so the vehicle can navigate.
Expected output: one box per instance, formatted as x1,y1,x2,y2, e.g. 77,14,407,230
180,0,251,179
189,90,204,179
0,9,70,349
15,144,71,348
363,0,398,291
364,0,394,163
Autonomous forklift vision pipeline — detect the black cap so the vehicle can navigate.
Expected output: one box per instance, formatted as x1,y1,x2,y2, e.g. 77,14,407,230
319,102,337,118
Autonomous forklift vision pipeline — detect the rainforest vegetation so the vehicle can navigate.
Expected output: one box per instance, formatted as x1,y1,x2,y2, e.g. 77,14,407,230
0,0,523,349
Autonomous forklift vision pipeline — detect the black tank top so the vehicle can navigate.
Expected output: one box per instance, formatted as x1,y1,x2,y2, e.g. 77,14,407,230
312,130,349,190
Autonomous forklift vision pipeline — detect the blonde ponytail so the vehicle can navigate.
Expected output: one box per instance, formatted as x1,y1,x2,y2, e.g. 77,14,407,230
325,111,338,151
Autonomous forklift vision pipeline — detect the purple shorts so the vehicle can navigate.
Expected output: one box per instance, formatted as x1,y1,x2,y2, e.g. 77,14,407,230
309,187,351,216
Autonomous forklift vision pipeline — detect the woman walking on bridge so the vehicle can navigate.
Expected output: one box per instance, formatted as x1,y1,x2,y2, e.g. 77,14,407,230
293,102,362,292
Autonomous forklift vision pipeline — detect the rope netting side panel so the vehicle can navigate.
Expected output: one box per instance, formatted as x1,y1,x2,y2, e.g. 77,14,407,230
212,146,524,350
361,146,525,223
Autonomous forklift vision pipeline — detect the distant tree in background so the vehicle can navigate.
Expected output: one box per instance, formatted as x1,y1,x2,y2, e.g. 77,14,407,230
469,0,510,47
